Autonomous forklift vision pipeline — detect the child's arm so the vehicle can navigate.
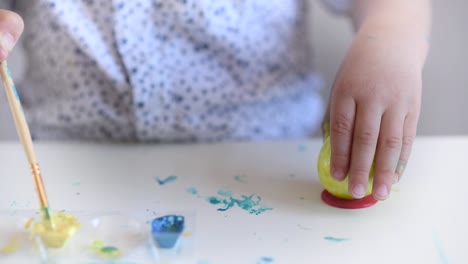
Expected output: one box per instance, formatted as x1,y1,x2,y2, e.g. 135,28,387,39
327,0,431,200
0,9,24,61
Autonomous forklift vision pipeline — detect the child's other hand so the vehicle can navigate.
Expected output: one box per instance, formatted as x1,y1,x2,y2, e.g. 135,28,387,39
0,9,24,61
328,30,426,201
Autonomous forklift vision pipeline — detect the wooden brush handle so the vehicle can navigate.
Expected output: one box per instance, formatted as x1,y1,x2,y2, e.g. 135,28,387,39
0,61,37,165
0,61,49,210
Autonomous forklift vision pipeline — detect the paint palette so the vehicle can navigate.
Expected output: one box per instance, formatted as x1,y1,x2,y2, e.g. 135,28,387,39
0,211,195,263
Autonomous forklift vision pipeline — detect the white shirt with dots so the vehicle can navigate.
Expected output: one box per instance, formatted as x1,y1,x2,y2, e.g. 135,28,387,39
1,0,350,142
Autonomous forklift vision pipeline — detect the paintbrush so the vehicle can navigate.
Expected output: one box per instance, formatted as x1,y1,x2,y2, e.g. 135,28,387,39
0,60,54,230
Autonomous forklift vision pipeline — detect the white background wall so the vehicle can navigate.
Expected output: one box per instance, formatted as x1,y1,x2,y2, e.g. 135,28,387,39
1,1,467,140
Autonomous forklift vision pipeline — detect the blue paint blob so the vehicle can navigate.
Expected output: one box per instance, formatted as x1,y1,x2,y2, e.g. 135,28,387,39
151,215,185,249
154,175,178,185
324,236,350,243
186,187,198,195
257,256,274,263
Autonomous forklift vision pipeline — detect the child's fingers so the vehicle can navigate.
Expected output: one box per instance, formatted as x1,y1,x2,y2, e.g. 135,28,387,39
372,110,405,200
348,104,381,199
0,9,24,61
395,113,419,182
329,94,356,182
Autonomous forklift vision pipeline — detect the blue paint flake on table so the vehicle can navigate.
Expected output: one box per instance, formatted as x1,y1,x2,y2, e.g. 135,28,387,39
154,175,178,185
324,236,351,242
186,187,198,195
297,144,307,152
257,256,274,263
234,175,247,183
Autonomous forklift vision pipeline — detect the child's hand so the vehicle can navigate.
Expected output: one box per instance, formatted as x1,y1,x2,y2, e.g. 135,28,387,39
0,9,24,61
328,27,428,201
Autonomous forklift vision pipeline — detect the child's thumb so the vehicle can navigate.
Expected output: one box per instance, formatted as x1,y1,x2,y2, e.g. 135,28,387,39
0,9,24,61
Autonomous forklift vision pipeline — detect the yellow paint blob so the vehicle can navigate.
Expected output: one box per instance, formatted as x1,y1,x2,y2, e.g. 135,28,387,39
317,135,374,199
0,238,19,254
182,231,192,237
29,212,80,248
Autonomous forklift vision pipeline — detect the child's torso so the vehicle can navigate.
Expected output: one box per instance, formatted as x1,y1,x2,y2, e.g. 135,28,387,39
14,0,323,141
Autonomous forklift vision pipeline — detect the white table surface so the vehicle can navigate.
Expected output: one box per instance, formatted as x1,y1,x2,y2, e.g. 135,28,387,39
0,137,466,264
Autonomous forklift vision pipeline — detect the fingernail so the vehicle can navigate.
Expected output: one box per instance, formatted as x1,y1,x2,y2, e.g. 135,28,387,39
0,32,15,52
351,184,366,199
393,173,399,184
374,184,389,200
331,168,345,181
394,160,406,183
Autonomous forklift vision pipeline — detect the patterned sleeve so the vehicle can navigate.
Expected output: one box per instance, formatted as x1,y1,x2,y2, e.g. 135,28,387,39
321,0,352,15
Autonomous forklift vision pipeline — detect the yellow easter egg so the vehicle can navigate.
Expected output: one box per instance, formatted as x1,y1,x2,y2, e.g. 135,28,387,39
317,136,374,199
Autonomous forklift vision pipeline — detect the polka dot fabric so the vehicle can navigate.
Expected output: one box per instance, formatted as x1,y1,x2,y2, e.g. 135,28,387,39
10,0,330,142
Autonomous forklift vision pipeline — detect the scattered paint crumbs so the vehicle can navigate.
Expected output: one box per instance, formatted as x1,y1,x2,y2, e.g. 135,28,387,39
186,187,198,195
187,188,272,215
324,236,350,243
297,224,313,231
392,188,400,193
217,189,233,197
433,230,449,264
234,175,247,183
297,144,307,152
257,256,274,263
71,182,81,187
206,193,272,215
154,175,178,185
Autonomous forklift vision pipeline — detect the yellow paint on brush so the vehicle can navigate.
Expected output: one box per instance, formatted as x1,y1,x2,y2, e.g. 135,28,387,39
29,212,80,248
0,238,19,254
